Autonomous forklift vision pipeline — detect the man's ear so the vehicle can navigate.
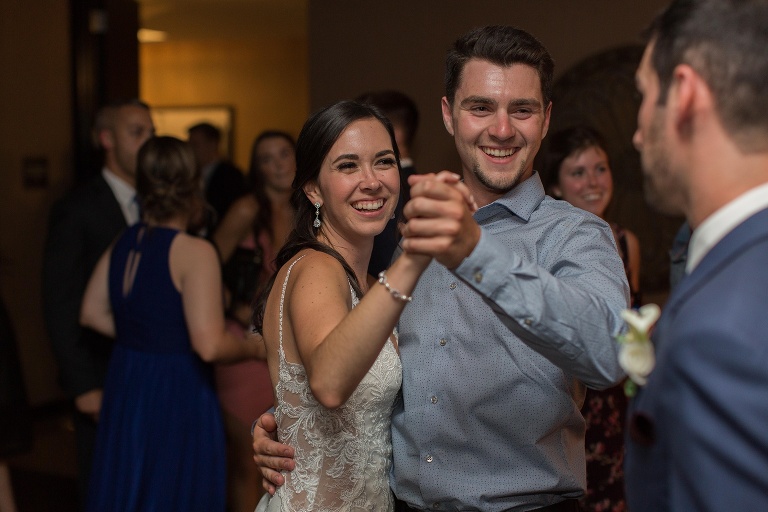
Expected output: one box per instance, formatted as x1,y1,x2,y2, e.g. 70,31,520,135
669,63,708,138
302,180,321,206
542,101,552,140
441,97,455,136
98,129,115,151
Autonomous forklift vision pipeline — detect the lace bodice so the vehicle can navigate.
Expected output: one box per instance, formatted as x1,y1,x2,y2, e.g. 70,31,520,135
273,256,402,512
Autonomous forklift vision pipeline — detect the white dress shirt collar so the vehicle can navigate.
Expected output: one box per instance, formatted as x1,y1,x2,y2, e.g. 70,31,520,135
102,167,139,225
687,181,768,273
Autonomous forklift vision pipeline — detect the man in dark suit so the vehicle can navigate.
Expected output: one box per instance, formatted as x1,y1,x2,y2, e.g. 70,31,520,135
625,1,768,510
356,90,420,276
42,99,154,506
187,122,246,231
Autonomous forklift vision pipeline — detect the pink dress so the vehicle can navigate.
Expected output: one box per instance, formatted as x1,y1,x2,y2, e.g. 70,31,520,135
214,230,276,424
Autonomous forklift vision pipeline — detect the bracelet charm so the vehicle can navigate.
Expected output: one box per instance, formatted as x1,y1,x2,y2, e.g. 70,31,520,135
377,271,413,303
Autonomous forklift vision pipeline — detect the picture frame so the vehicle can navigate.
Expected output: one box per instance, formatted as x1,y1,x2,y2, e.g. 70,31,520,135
151,105,235,158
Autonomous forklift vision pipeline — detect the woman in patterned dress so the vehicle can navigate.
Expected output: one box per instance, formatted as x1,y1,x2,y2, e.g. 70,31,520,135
544,125,642,511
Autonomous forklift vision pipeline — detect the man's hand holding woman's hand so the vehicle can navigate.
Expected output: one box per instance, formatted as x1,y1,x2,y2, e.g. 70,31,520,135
401,171,481,269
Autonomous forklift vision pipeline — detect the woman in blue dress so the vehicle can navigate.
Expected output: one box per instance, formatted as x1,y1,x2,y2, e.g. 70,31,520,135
80,136,263,511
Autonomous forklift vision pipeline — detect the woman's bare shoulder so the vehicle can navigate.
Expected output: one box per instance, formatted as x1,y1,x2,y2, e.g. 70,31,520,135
280,249,347,287
171,233,219,268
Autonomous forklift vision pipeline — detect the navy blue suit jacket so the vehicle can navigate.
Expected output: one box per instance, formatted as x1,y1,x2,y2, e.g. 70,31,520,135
625,206,768,511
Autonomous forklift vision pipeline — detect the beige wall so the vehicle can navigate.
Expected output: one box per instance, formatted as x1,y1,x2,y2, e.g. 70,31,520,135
140,37,309,171
1,1,73,404
307,0,669,174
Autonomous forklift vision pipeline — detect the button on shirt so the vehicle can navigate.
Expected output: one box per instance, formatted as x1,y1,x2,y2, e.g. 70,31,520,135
391,172,629,511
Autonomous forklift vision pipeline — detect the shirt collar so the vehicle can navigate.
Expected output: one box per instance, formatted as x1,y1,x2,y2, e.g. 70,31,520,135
474,171,545,223
687,181,768,273
101,167,135,207
102,167,138,224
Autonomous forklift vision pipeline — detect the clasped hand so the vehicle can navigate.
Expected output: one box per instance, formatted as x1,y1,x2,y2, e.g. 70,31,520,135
400,171,480,269
251,172,480,495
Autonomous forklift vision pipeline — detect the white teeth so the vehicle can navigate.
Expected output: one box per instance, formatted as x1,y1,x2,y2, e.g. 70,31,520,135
352,199,384,211
482,147,516,157
583,194,601,201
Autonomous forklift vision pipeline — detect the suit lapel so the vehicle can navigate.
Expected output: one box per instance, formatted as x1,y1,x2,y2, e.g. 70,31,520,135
95,173,129,231
657,207,768,346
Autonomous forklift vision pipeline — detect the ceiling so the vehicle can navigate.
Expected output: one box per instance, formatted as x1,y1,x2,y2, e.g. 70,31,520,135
137,0,308,42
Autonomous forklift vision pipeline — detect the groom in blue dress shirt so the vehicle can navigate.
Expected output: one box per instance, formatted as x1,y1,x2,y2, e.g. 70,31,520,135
254,25,630,511
624,0,768,510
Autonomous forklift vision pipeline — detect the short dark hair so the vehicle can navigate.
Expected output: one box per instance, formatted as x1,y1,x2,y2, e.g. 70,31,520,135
187,122,221,143
92,99,150,148
445,25,554,107
252,100,400,332
542,125,609,191
646,0,768,149
356,90,419,148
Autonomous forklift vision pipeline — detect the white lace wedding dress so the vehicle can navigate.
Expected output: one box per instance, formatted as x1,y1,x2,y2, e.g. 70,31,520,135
256,256,402,512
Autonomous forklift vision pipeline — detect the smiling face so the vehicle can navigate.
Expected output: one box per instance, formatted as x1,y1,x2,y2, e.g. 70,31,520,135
553,145,614,219
255,135,296,194
303,117,400,246
441,59,551,206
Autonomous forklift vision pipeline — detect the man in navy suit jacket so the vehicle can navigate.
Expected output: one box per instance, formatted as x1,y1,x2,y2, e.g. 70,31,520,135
42,99,154,505
625,1,768,510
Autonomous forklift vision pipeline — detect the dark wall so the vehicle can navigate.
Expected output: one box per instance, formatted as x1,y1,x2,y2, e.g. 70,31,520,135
71,0,140,182
308,0,677,296
308,0,669,175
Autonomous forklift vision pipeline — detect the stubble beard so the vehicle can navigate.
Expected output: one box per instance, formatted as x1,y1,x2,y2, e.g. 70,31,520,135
470,156,528,196
642,114,685,217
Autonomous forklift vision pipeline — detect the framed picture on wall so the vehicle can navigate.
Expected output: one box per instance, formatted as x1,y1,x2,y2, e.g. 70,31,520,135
151,105,235,158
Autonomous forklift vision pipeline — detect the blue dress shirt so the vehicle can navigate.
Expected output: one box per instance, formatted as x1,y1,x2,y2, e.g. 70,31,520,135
391,172,629,511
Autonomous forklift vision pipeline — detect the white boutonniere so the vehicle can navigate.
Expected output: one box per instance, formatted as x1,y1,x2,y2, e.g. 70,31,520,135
617,304,660,397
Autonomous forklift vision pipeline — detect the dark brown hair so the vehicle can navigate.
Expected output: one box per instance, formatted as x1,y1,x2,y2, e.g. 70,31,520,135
356,90,419,148
542,125,609,193
445,25,554,107
252,100,400,332
645,0,768,149
136,136,204,224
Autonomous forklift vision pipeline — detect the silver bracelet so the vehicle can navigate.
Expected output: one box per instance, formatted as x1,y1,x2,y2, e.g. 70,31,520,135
377,271,413,302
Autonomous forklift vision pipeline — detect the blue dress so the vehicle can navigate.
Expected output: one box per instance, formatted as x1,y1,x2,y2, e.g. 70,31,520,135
87,224,226,511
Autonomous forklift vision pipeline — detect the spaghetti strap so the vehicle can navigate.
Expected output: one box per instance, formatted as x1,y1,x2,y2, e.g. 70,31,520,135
277,255,306,363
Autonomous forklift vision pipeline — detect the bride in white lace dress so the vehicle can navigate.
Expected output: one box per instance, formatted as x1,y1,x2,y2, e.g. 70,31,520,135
252,101,431,512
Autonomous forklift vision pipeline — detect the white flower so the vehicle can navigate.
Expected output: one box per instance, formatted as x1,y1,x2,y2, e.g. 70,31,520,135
617,304,660,393
620,304,661,340
618,339,655,386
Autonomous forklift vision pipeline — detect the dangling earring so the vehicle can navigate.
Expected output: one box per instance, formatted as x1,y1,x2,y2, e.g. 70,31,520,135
313,202,322,228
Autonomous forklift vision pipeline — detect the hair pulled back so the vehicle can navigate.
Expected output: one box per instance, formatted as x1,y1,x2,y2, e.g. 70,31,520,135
252,100,400,332
136,136,204,224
